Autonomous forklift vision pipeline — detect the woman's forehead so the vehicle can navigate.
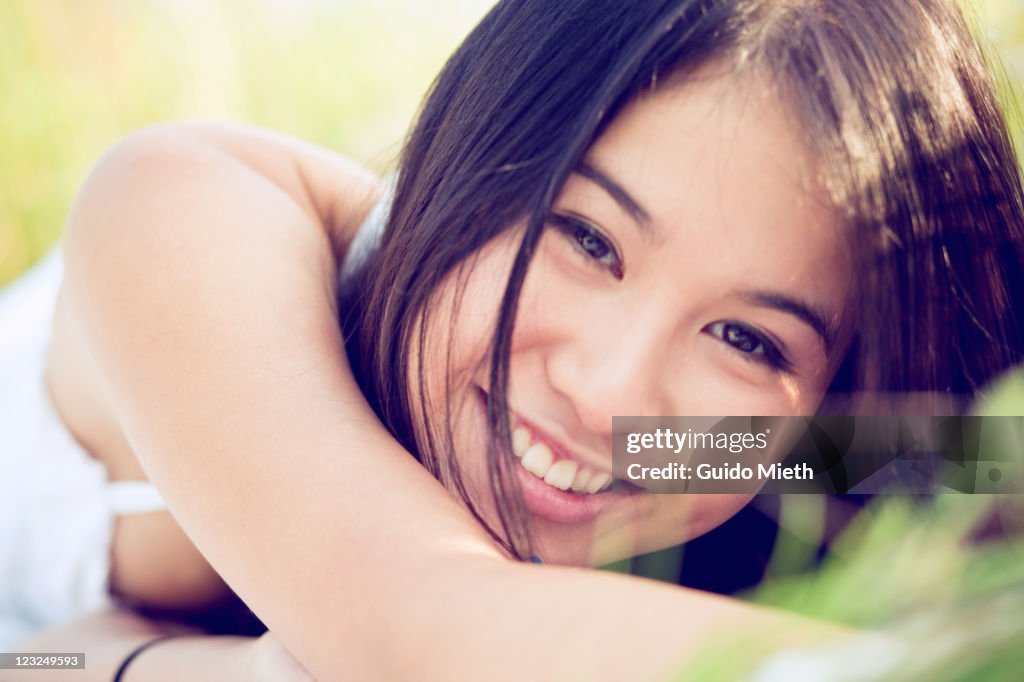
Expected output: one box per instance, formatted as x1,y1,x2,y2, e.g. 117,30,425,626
590,67,831,223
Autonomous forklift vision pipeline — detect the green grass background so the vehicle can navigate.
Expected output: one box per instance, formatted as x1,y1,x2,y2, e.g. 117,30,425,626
0,0,496,284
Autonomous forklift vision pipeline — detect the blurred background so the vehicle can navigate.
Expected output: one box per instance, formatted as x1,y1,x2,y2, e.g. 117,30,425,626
1,0,1024,286
0,0,496,285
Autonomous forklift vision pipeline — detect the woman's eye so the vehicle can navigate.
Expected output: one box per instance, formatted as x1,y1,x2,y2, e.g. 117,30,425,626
707,321,792,373
549,214,623,278
576,228,610,259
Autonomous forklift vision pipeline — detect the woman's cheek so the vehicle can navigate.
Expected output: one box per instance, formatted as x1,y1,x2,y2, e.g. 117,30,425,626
668,355,802,417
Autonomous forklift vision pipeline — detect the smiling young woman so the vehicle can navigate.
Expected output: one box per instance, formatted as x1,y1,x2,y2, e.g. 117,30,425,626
4,0,1024,680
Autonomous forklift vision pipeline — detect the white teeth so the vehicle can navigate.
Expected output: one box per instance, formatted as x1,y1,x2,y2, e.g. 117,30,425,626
512,422,614,495
584,472,613,494
543,460,578,491
570,467,592,492
511,427,531,457
520,442,553,477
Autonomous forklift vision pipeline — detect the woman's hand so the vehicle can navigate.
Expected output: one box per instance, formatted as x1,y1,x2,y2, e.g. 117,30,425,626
105,627,315,682
249,631,316,682
7,608,246,682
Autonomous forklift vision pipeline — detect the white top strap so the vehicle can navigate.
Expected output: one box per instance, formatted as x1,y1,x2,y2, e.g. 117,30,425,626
338,173,393,290
108,481,167,515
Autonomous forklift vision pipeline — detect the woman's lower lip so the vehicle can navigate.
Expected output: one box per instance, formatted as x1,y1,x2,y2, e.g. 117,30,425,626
472,385,642,524
515,463,638,524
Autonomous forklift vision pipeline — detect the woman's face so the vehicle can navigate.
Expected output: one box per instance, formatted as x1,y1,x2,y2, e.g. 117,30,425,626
419,67,853,566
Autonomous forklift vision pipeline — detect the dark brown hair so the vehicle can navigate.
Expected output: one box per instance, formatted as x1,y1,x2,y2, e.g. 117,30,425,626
341,0,1024,559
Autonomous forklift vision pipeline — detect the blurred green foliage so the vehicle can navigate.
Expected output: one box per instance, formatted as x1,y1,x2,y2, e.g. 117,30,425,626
668,497,1024,681
2,1,1023,286
666,375,1024,682
0,0,494,285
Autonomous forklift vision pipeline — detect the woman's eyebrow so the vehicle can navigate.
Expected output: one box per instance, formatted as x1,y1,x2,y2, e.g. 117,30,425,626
737,289,836,354
573,163,837,354
576,160,653,230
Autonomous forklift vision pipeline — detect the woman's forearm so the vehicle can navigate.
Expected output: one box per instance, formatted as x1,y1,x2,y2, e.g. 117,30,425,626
359,540,846,682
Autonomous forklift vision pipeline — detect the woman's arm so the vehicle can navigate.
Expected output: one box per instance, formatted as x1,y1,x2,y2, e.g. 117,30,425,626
151,120,383,264
59,124,841,681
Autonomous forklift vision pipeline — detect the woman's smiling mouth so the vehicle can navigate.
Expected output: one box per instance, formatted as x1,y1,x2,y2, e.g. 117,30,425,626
476,388,644,524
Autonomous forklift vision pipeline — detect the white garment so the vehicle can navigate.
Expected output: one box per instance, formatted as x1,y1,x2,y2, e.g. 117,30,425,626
338,173,392,293
0,250,166,649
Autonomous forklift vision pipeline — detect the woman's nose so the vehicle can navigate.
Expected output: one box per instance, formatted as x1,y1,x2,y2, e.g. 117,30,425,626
545,320,672,436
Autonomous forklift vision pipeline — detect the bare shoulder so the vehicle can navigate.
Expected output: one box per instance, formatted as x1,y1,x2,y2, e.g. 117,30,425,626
49,121,377,478
47,119,383,454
